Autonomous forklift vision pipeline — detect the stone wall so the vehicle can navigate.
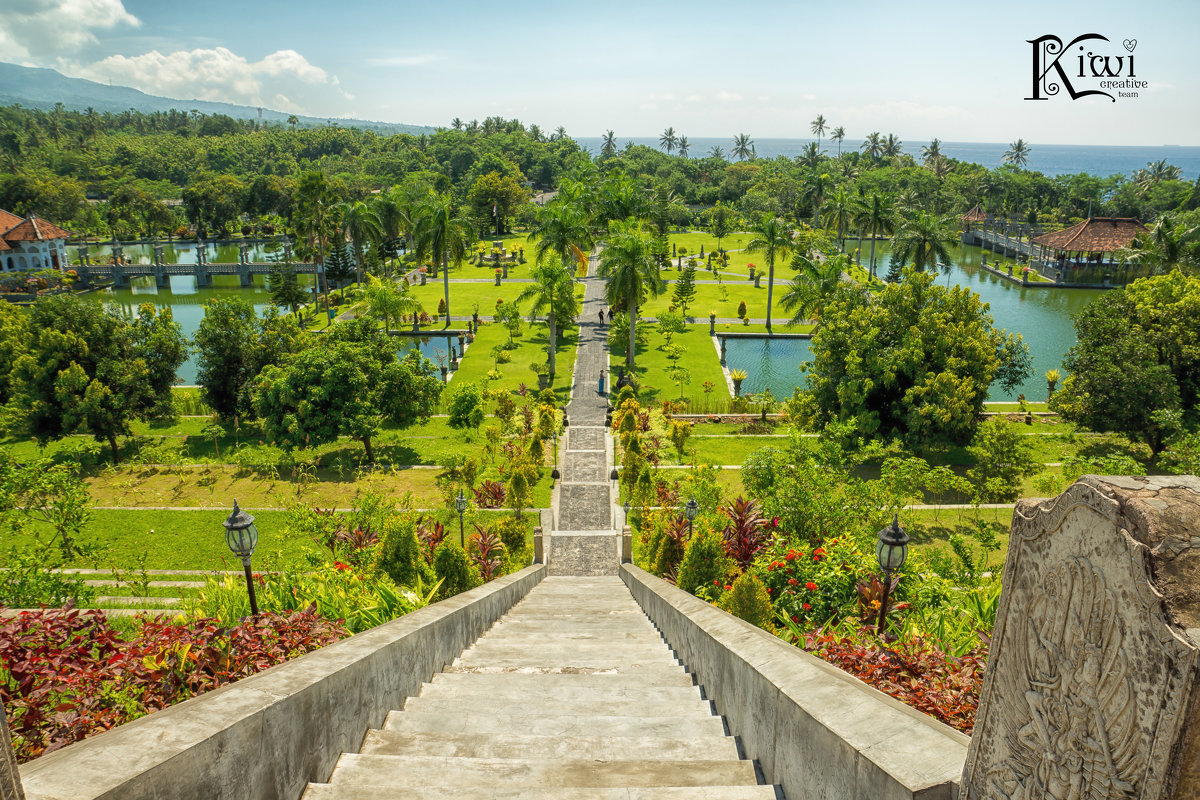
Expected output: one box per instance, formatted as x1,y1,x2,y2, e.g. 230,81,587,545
19,564,546,800
621,564,970,800
963,476,1200,800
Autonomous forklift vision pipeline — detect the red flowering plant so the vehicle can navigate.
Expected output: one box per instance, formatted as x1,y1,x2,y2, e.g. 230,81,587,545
752,534,889,629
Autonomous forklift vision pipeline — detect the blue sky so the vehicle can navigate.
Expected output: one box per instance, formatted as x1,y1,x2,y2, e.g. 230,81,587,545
2,0,1197,145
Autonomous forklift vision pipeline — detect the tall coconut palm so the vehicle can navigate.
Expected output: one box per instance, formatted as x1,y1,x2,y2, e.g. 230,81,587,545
810,114,827,149
528,199,594,276
921,138,942,166
415,195,470,326
599,220,661,371
1134,159,1183,194
339,200,384,285
861,132,883,160
518,261,579,378
528,124,544,142
821,188,859,250
660,127,678,154
1123,213,1200,274
553,125,567,141
854,192,898,277
708,145,726,160
1003,139,1031,168
451,117,464,131
831,126,846,156
882,133,903,158
745,214,795,333
780,252,846,326
732,133,755,161
890,210,958,277
373,186,413,249
677,136,689,158
798,142,823,168
601,129,618,157
802,172,828,226
293,170,338,299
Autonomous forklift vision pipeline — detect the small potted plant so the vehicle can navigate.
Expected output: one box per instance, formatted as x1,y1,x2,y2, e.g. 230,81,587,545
494,268,502,286
729,369,747,398
747,263,756,280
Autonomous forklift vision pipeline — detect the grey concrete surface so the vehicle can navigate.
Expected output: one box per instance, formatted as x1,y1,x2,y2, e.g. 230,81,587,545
19,564,546,800
303,576,776,798
622,564,969,800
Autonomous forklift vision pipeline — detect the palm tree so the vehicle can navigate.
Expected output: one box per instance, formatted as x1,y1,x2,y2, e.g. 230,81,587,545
677,136,689,158
929,156,952,182
660,127,678,154
1134,159,1183,194
340,200,384,285
802,172,828,226
451,117,464,131
861,132,883,160
855,192,898,278
921,138,942,166
552,125,567,141
1003,139,1031,168
518,261,579,379
1123,213,1200,274
294,171,338,298
831,126,846,156
601,130,618,157
890,211,959,277
798,142,823,168
810,114,827,149
821,188,859,250
882,133,903,158
466,119,480,134
708,145,726,160
599,220,661,371
287,114,299,130
732,133,755,161
745,214,795,332
528,124,544,142
780,252,845,326
363,274,422,332
415,195,470,326
526,199,593,376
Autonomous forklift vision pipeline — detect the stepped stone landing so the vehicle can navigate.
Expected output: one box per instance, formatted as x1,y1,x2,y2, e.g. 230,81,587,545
302,577,779,799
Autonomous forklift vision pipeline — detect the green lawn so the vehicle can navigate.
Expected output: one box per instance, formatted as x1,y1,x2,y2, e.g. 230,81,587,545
639,282,806,324
611,326,730,409
404,280,584,320
448,318,578,406
666,231,757,258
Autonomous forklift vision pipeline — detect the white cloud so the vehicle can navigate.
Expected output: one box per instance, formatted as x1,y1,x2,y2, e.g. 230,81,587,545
716,90,743,102
65,46,344,113
0,0,138,59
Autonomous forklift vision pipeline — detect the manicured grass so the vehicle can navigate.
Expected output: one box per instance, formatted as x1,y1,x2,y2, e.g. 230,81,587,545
448,319,578,405
666,231,757,258
640,282,775,322
660,435,790,466
611,325,731,409
905,506,1014,564
403,280,584,320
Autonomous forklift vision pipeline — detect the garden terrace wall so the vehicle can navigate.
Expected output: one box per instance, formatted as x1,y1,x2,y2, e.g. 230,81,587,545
621,564,969,800
20,564,546,800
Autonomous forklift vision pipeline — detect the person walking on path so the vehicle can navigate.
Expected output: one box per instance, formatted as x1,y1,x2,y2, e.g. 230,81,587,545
598,371,606,395
598,310,605,325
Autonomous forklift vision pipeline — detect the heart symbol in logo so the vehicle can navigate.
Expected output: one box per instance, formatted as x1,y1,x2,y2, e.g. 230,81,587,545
1123,38,1137,52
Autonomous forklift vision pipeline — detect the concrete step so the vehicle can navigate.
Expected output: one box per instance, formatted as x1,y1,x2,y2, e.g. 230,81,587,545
384,710,727,738
359,729,739,761
416,678,702,703
324,754,759,790
303,784,779,800
453,654,682,672
441,663,688,676
428,670,695,689
402,695,716,720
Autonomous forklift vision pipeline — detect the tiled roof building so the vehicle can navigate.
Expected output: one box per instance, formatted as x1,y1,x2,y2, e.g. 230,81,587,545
0,209,71,273
1031,217,1147,254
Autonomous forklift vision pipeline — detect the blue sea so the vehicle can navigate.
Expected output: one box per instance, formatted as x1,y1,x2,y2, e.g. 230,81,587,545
574,137,1200,180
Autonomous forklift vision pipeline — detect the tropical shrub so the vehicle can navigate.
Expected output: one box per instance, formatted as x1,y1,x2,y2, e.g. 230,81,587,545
721,495,772,569
448,383,485,429
718,572,774,630
433,540,482,599
675,527,734,596
374,515,433,588
473,479,506,508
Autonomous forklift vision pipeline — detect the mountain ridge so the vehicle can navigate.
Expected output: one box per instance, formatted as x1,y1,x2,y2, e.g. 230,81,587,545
0,62,437,135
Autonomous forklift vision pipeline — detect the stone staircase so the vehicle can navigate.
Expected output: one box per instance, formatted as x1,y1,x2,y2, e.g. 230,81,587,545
301,577,779,799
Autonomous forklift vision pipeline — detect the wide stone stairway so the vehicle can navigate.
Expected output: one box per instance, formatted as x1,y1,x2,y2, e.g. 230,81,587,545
301,577,779,798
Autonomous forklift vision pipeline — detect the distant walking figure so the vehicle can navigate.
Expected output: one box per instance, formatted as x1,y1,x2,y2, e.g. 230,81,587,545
598,310,605,325
598,371,606,395
607,308,614,323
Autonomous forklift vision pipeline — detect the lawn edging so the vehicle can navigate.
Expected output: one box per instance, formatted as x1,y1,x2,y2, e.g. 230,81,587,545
20,564,546,800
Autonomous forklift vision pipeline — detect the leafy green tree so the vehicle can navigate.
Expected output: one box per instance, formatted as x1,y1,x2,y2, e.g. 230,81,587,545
707,202,733,255
1122,213,1200,275
195,298,303,419
780,252,846,326
268,256,308,317
339,200,383,284
804,269,1031,448
468,171,526,236
324,239,355,301
676,527,734,595
1051,272,1200,454
746,214,794,332
10,296,186,464
363,274,422,332
181,173,244,238
889,210,958,278
966,418,1040,502
415,194,471,324
252,331,441,462
433,540,482,599
0,302,29,406
599,220,662,371
672,262,697,316
518,261,579,378
855,192,898,277
293,171,340,293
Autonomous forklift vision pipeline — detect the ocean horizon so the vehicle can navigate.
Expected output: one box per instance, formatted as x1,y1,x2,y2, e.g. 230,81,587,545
574,137,1200,181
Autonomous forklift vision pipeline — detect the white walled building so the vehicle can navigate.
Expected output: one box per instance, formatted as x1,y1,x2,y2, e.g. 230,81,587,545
0,209,71,273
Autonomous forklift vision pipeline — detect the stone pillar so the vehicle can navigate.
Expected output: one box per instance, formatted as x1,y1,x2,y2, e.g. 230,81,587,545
533,527,543,564
754,274,762,288
1,706,25,800
962,476,1200,800
239,265,253,288
111,263,127,289
621,525,632,564
709,315,716,336
154,264,168,289
719,337,727,366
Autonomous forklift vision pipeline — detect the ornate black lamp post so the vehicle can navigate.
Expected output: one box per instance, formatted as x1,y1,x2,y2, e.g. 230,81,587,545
874,514,909,637
455,490,468,547
551,430,560,480
623,499,631,525
223,500,260,616
684,496,699,538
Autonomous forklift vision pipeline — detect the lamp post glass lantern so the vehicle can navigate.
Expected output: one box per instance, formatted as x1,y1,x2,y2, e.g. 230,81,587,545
455,490,468,547
684,496,699,537
874,514,909,637
223,500,260,616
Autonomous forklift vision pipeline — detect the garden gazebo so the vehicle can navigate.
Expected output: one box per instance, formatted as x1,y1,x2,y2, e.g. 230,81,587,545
1031,217,1147,284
